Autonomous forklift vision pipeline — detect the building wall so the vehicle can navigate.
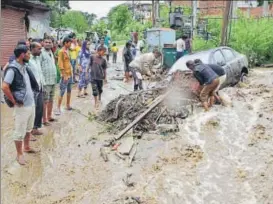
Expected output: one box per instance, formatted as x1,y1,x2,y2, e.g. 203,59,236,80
1,7,26,66
170,0,272,17
27,8,51,38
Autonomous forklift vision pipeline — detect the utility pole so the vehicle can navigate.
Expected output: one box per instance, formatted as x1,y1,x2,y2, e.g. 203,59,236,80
191,0,198,38
152,0,155,27
263,0,269,16
132,0,135,20
155,0,160,27
220,0,232,46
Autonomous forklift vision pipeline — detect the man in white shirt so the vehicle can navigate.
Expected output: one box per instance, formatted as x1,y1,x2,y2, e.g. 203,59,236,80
129,49,162,91
29,42,45,135
174,35,186,61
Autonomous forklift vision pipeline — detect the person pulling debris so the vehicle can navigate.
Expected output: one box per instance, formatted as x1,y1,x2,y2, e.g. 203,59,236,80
129,48,162,91
194,59,226,105
186,60,219,111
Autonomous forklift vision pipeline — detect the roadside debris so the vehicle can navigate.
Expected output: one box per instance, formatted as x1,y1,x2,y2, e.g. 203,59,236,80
100,147,108,162
99,72,199,134
122,173,135,187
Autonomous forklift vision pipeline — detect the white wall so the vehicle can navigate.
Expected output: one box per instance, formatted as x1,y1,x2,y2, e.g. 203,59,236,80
27,9,51,39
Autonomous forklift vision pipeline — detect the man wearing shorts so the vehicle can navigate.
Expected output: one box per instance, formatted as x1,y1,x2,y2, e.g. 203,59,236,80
2,45,39,165
123,41,133,83
186,60,219,112
56,37,73,115
90,46,107,110
41,36,57,123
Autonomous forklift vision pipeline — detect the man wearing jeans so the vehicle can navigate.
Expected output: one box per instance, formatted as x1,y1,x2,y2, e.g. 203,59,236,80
29,42,45,135
56,37,73,115
2,45,39,165
41,36,57,125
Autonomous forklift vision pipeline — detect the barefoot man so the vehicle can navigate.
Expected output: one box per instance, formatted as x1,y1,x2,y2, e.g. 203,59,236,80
2,45,39,165
41,36,58,124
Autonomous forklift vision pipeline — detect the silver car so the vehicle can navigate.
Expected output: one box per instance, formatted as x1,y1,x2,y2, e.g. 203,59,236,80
168,46,249,87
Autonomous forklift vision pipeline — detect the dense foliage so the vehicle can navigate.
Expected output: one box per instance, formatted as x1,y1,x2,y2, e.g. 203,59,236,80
193,14,273,66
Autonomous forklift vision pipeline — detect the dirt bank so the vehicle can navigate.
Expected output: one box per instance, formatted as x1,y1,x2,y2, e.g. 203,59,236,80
1,68,273,204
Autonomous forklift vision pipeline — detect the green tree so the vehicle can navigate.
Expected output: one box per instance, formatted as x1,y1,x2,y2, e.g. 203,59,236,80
107,4,133,31
61,11,89,33
82,12,97,26
91,19,108,36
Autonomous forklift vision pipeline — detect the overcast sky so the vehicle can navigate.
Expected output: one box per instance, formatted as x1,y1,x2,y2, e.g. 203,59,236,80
70,1,127,18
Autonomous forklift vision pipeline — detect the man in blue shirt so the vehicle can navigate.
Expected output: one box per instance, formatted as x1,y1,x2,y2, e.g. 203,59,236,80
186,60,219,111
104,31,111,63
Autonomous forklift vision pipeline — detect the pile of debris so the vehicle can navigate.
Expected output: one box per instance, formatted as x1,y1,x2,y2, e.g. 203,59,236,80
98,71,200,134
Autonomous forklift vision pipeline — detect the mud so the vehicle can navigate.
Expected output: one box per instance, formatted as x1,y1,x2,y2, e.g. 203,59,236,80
1,63,273,203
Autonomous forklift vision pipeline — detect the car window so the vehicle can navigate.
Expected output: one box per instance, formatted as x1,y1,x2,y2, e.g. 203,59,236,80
222,48,236,62
212,50,226,65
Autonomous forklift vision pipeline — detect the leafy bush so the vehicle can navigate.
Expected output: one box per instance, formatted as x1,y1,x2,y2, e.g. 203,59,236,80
193,15,273,66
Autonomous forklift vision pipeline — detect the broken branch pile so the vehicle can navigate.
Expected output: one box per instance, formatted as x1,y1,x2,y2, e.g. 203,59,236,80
98,72,200,133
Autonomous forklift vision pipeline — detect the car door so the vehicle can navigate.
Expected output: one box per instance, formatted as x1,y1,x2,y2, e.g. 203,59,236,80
221,48,240,83
211,49,232,86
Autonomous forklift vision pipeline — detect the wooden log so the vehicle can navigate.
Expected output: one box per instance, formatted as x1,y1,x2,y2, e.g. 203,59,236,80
114,91,172,140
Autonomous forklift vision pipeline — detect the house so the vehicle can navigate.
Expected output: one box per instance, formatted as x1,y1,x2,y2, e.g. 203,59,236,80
1,0,50,66
168,0,262,16
127,2,153,22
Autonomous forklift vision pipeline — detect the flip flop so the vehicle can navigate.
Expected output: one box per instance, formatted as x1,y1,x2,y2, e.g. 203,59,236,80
30,136,37,141
66,107,73,111
43,122,51,126
16,156,26,165
84,93,88,96
48,118,58,122
55,110,61,116
24,148,39,154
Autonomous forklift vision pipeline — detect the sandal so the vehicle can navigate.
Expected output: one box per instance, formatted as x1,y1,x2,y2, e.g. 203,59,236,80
24,148,39,154
55,109,61,116
48,118,57,122
66,107,73,111
16,155,26,165
43,121,51,126
84,93,88,96
30,136,37,141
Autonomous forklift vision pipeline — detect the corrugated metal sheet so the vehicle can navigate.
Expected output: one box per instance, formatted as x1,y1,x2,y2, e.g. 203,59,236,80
1,8,26,66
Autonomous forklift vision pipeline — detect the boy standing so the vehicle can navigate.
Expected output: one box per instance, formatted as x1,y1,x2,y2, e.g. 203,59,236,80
56,37,73,115
111,43,118,63
89,47,107,110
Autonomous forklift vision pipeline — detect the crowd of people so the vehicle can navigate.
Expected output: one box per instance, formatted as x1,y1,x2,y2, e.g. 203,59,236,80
1,31,112,165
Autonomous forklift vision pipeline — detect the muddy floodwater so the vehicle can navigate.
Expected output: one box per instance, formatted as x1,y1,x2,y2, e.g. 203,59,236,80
1,66,273,204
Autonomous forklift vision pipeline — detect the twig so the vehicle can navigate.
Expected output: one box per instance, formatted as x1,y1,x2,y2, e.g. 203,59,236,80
154,106,167,124
128,143,137,167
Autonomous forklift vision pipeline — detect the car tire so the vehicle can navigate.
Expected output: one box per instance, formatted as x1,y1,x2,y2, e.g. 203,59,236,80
240,72,248,83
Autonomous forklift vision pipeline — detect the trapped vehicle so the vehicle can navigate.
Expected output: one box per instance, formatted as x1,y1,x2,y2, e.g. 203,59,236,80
168,46,249,87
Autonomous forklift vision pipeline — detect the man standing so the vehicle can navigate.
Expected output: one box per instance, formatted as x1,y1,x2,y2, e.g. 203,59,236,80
41,37,57,123
70,35,81,83
103,31,111,63
90,46,107,110
186,60,219,111
123,41,133,83
2,45,39,165
174,35,186,61
56,37,73,115
29,42,45,135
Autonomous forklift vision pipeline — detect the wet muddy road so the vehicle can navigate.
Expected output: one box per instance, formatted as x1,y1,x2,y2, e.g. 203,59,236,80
1,66,273,204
